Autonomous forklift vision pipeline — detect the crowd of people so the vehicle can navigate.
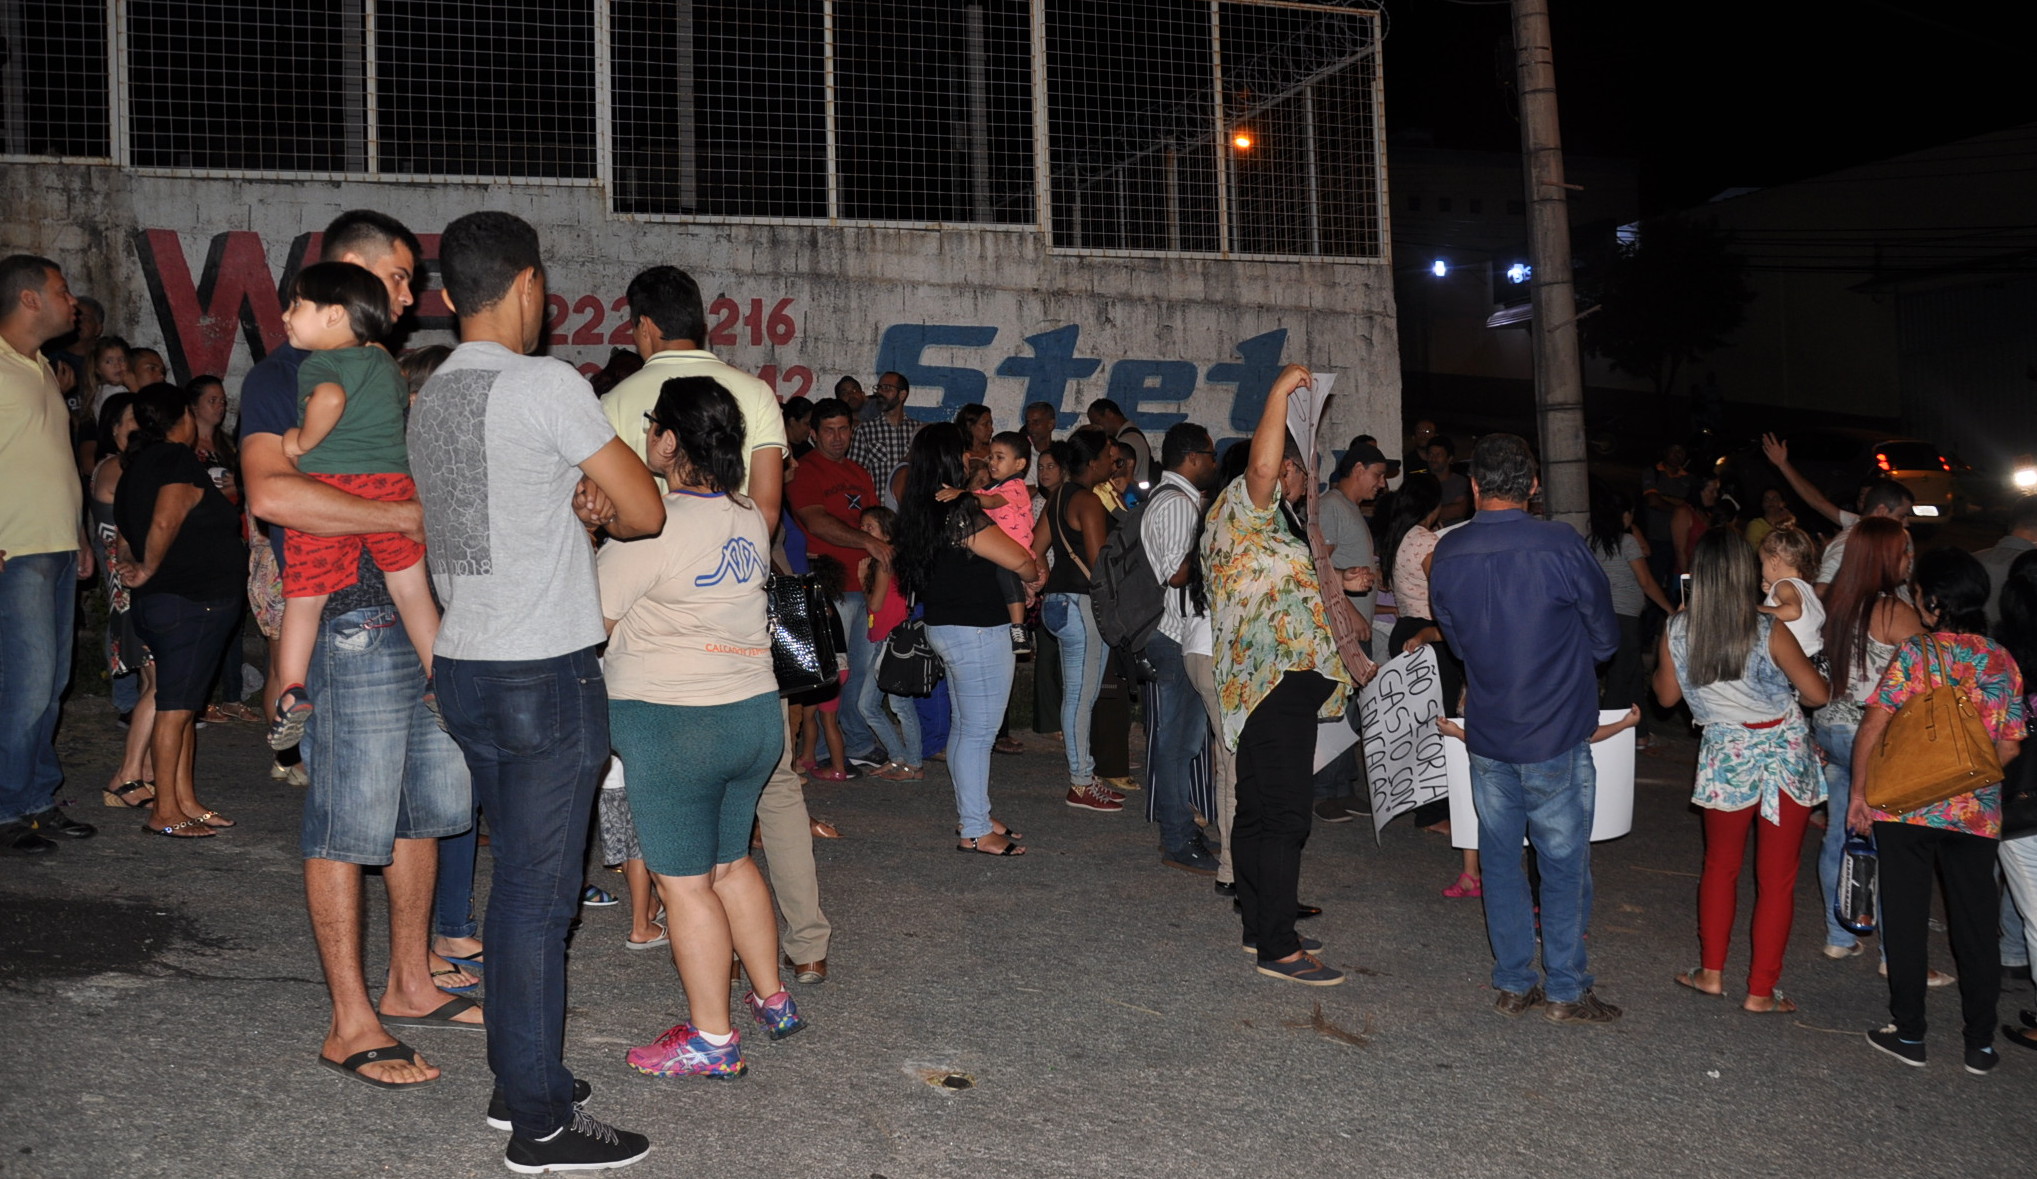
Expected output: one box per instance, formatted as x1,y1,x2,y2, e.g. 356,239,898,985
6,209,2037,1173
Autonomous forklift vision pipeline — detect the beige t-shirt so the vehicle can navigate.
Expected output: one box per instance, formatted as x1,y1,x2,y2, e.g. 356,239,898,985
599,350,788,493
0,333,83,556
598,490,777,707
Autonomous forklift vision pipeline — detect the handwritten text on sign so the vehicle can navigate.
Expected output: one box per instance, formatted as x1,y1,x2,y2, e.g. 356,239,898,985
1358,646,1447,837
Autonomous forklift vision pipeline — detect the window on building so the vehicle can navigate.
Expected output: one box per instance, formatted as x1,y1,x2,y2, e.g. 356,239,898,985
0,0,110,158
126,0,595,178
1049,0,1382,257
1406,194,1422,213
1436,197,1452,213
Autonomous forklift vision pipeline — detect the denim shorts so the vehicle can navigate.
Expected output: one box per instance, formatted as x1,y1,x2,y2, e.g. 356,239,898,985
301,607,472,864
131,592,241,712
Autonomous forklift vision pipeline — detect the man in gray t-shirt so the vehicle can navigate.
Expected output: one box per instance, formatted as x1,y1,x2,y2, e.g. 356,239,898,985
1320,442,1391,630
405,211,665,1170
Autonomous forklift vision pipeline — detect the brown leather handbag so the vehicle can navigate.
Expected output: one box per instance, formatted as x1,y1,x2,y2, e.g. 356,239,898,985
1865,636,2006,814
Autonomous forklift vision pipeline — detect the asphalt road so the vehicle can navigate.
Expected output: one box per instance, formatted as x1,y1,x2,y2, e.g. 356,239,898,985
3,704,2032,1179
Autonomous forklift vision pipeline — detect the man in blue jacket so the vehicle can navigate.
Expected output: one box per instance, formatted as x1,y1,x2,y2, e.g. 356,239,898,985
1429,433,1621,1024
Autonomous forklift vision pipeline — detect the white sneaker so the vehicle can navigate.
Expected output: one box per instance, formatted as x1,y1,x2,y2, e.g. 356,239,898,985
1823,942,1864,959
270,760,309,787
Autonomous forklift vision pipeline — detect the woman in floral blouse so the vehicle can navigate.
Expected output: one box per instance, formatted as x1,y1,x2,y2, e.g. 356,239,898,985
1848,547,2026,1073
1201,363,1366,988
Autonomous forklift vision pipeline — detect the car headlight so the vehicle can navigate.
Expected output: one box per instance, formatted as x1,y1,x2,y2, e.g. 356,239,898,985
2014,466,2037,491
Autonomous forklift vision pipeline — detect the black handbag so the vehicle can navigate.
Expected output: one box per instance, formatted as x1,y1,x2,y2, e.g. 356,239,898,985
875,600,944,697
766,573,841,697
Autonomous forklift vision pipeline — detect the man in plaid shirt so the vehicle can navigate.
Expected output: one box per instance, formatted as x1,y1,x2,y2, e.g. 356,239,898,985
846,370,920,488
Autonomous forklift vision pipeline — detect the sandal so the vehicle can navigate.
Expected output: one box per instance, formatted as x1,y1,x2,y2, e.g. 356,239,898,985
1441,872,1482,898
192,809,236,829
1674,967,1725,997
992,736,1025,755
216,701,263,723
955,835,1025,857
808,767,852,782
431,967,480,995
267,684,314,752
1744,990,1796,1014
874,762,924,781
958,821,1024,843
103,780,155,808
810,818,841,839
142,818,214,838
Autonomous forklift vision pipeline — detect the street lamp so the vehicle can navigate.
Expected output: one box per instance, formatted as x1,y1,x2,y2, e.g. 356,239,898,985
1232,132,1253,151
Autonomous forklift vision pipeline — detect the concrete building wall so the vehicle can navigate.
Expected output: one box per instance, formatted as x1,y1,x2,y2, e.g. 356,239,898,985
5,166,1401,456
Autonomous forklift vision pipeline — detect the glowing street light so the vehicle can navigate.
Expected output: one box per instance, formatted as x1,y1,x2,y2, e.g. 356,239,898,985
1232,132,1253,151
1431,259,1449,277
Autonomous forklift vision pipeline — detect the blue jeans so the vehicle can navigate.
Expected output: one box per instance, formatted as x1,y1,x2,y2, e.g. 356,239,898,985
437,646,609,1140
916,687,950,759
1813,718,1860,949
1144,634,1207,853
2000,834,2037,973
300,608,472,864
856,647,924,769
925,624,1015,840
1042,593,1104,785
1469,742,1597,1002
435,820,481,940
835,592,879,758
0,551,75,824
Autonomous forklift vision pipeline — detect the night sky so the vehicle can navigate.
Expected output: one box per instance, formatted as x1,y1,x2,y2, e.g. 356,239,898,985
1381,0,2037,214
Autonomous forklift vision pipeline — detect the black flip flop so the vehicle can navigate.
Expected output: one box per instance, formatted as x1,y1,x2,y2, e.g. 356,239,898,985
955,838,1025,857
318,1042,435,1090
378,995,485,1031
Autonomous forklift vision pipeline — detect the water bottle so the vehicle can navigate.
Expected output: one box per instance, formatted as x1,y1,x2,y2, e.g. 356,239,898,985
1835,832,1878,937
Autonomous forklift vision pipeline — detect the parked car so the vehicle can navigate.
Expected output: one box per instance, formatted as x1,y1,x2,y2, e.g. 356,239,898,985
1711,430,1961,530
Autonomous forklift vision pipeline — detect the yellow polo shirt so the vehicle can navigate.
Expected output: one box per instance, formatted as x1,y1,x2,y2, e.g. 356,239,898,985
599,350,788,494
0,332,82,556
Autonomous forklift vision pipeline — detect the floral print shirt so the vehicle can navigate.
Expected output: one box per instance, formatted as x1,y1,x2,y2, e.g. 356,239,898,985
1201,478,1352,750
1868,632,2027,837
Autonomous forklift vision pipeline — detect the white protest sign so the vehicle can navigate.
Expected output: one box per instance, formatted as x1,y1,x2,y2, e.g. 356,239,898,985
1284,371,1337,463
1442,713,1637,849
1357,645,1447,837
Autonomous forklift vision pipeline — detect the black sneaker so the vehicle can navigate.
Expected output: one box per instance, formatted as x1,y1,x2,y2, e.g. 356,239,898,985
1213,879,1237,898
488,1078,592,1131
28,806,96,840
1544,990,1624,1025
1965,1045,1999,1075
1,819,56,855
1313,798,1354,824
1242,934,1324,957
1866,1025,1927,1067
1161,847,1219,876
504,1109,648,1174
1009,624,1033,655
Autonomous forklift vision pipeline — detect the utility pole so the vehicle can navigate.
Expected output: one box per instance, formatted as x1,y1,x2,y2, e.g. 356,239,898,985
1511,0,1588,531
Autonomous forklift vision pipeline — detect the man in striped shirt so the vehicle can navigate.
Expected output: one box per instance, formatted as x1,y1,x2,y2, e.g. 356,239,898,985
1142,423,1223,876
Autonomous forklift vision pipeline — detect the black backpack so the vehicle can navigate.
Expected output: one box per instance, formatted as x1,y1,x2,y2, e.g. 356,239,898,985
1089,484,1195,663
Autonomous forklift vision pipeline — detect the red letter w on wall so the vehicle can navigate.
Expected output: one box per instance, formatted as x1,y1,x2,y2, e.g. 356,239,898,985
133,230,288,383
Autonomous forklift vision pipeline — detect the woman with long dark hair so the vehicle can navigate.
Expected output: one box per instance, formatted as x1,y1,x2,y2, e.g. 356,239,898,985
1850,548,2025,1072
1993,548,2037,1051
88,393,157,808
1814,516,1924,958
895,423,1040,855
1030,427,1123,811
1655,530,1828,1012
112,383,249,837
601,376,802,1078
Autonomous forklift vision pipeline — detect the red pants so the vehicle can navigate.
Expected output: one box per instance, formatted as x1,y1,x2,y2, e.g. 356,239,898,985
282,471,425,597
1698,794,1811,998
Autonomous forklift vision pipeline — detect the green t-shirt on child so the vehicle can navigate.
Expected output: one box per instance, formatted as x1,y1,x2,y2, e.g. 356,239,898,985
296,345,411,477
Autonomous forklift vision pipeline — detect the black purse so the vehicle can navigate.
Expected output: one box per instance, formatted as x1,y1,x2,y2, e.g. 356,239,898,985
875,598,944,697
766,573,841,697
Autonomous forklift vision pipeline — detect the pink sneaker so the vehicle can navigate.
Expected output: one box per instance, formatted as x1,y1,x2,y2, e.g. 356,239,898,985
1442,873,1483,899
626,1022,746,1079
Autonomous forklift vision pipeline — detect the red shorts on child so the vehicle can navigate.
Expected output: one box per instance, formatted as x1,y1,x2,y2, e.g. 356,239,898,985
282,472,426,598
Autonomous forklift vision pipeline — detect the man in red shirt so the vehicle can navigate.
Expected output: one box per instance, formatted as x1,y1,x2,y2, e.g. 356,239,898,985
787,397,891,764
